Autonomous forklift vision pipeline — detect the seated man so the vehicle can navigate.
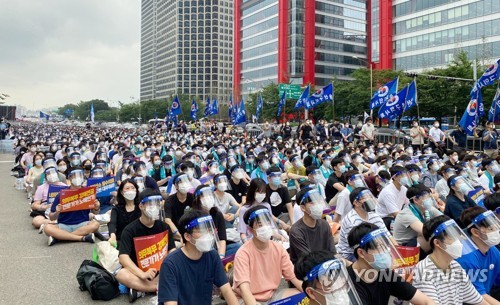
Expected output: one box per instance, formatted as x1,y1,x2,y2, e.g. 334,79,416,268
347,222,436,305
458,207,500,304
413,215,487,305
294,250,363,305
116,188,176,302
164,173,195,242
233,206,303,304
265,166,293,224
289,187,336,264
45,168,100,246
158,209,238,305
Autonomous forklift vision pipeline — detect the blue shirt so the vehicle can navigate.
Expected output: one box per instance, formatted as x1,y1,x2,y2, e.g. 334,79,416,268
158,249,228,305
457,246,500,295
251,167,268,183
50,192,90,225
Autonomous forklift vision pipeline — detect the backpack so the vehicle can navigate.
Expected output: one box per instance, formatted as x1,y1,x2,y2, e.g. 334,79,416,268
76,259,120,301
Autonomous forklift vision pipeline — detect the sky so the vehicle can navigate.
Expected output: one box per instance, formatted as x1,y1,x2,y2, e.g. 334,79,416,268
0,1,140,110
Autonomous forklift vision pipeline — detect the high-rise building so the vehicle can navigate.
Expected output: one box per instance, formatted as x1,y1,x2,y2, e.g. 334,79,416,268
233,0,368,98
371,0,500,71
140,0,234,102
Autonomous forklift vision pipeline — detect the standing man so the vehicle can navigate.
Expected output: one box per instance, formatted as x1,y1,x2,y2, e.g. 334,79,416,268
428,120,445,156
482,121,498,158
410,120,426,151
449,125,467,149
361,118,375,146
299,120,313,142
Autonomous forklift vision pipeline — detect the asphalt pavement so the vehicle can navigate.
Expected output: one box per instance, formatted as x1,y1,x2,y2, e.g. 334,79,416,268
0,154,153,305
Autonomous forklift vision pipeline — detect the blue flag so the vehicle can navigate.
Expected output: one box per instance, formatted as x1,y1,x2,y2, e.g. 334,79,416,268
472,59,500,94
228,97,233,123
210,99,219,115
404,80,417,110
190,99,198,121
378,86,408,120
170,96,182,116
204,97,211,117
459,89,484,136
256,94,263,120
234,100,247,125
231,98,239,125
64,108,73,118
488,83,500,122
39,111,50,120
277,90,286,117
90,103,95,122
370,77,398,110
294,85,309,110
306,83,333,110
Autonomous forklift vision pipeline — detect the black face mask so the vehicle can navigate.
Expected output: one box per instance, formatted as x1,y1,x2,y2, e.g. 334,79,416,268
84,164,92,170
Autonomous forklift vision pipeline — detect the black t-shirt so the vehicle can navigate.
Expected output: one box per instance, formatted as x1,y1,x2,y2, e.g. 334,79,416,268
265,186,291,217
119,219,175,266
347,266,417,305
325,172,345,202
300,125,312,139
228,178,248,204
108,205,142,241
165,193,195,229
209,209,227,242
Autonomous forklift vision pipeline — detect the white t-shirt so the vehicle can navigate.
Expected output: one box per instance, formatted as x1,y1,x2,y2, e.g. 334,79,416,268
335,187,352,219
214,192,238,214
376,182,409,218
361,124,375,140
434,178,450,200
429,127,444,143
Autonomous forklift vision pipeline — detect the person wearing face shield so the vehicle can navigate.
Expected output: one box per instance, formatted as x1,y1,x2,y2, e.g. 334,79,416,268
30,157,68,198
228,165,249,206
233,206,303,304
199,160,220,185
250,155,271,184
458,207,500,303
132,161,159,191
295,251,363,305
289,187,336,264
148,153,169,187
45,168,101,246
337,188,388,262
376,166,412,227
157,209,239,305
116,189,175,301
334,171,368,224
444,175,478,227
266,166,293,226
393,184,443,252
434,165,456,201
413,216,485,305
164,173,195,244
347,223,437,305
31,166,68,231
286,154,308,198
422,158,441,189
480,158,500,195
213,174,241,228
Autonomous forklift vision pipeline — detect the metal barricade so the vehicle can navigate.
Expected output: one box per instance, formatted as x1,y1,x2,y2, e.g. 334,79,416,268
0,140,14,154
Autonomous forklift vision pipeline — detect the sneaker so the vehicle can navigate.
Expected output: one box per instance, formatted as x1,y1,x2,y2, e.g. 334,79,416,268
128,288,145,303
38,223,45,234
48,236,58,246
82,233,95,243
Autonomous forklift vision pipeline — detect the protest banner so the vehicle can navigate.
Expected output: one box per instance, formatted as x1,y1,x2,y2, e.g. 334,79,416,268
59,186,97,213
394,246,420,282
468,187,485,207
47,184,69,204
134,231,169,272
87,176,116,197
269,292,308,305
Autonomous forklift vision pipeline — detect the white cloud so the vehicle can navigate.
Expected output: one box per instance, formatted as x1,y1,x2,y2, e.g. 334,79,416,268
0,0,140,109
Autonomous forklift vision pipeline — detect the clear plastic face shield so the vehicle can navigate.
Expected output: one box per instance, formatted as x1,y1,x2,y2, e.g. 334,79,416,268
354,189,378,213
231,167,245,180
214,175,231,191
44,167,59,183
208,161,219,175
430,219,477,259
140,195,163,221
393,171,412,188
43,159,57,170
349,174,368,189
136,165,147,177
354,229,405,270
268,170,283,186
301,189,328,220
248,208,278,242
133,177,145,192
466,210,500,247
442,168,456,179
450,176,474,195
185,215,220,253
70,154,81,166
311,169,327,186
409,169,422,184
95,161,107,171
91,168,105,178
305,259,363,305
413,191,437,211
195,186,216,210
175,174,193,194
69,169,85,187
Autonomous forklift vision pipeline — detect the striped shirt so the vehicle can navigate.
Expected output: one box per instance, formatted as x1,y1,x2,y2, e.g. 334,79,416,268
336,210,387,261
412,256,483,305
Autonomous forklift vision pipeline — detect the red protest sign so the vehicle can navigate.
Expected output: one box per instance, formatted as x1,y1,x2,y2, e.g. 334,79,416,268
394,246,420,282
134,231,169,272
59,186,97,213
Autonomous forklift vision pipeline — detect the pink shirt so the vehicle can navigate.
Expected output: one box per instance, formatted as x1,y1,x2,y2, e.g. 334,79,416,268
34,182,67,203
21,152,35,167
232,240,296,302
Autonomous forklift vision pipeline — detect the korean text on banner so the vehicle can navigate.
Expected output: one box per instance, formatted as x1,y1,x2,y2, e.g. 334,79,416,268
47,184,69,204
268,292,308,305
87,176,116,198
394,246,420,282
134,231,169,272
59,186,97,213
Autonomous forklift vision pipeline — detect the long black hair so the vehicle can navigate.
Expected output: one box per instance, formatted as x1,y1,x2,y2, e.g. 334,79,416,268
116,178,140,207
192,184,219,219
244,178,267,207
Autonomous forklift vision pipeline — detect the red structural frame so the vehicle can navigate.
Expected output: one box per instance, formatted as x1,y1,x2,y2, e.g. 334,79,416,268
233,0,242,99
303,0,316,86
278,0,289,83
378,0,393,69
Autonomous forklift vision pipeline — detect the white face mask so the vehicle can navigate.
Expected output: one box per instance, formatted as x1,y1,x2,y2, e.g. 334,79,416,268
308,203,323,220
145,205,160,220
71,177,84,187
255,193,266,203
217,182,228,192
123,191,136,201
192,234,214,253
178,183,189,194
201,196,215,210
442,239,463,259
58,165,67,172
233,172,244,180
255,225,273,242
322,289,351,305
46,173,59,183
481,230,500,247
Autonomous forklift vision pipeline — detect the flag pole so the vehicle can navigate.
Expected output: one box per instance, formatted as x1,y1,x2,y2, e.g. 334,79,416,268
331,81,335,122
413,77,423,152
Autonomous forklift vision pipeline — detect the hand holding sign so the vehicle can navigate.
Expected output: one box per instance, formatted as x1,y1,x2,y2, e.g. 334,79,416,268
59,186,97,213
